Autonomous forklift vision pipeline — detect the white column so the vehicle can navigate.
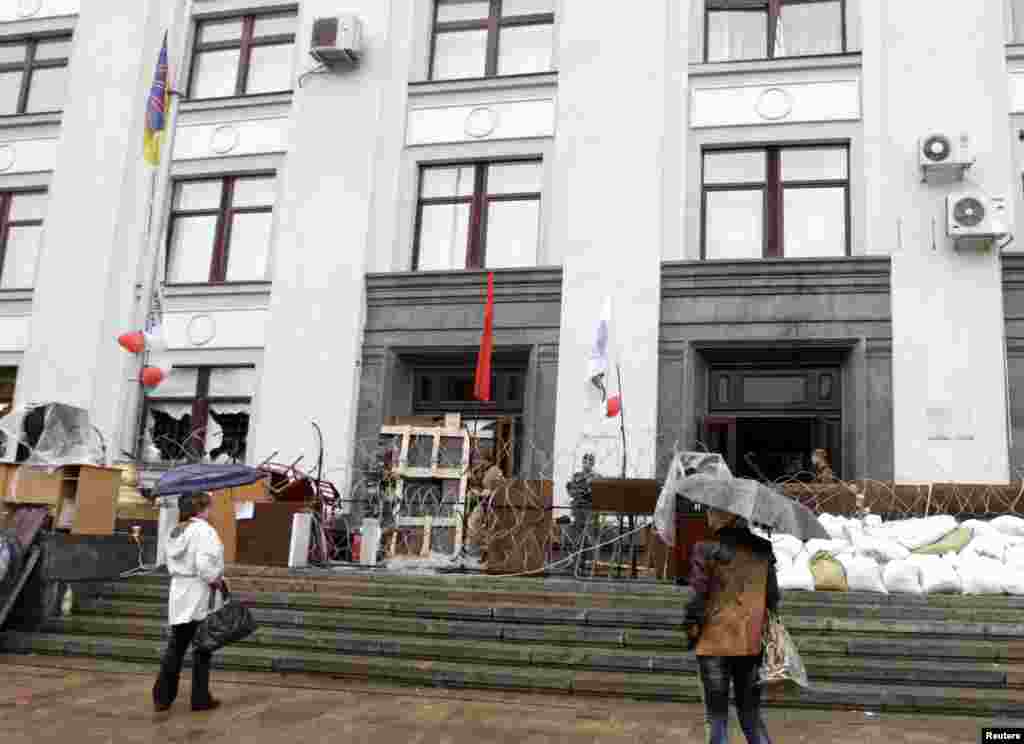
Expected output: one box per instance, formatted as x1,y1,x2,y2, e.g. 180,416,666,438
549,0,688,503
862,0,1015,482
16,0,171,461
247,1,401,484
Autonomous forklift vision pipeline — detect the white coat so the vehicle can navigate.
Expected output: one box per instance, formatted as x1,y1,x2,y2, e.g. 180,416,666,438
165,517,225,626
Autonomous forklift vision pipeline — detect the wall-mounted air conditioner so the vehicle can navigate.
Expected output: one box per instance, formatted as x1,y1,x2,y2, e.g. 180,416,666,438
310,15,363,67
946,192,1009,251
920,133,974,182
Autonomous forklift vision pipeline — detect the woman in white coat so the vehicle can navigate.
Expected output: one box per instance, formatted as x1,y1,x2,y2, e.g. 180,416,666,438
153,491,225,713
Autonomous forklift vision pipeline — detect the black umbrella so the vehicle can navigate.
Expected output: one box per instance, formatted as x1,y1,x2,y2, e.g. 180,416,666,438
153,463,266,496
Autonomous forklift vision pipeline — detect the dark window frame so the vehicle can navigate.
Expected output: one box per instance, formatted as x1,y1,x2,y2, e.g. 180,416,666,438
140,364,255,463
700,143,851,260
0,33,72,116
187,9,297,100
412,158,542,271
429,0,556,81
0,188,46,288
703,0,847,63
165,171,276,285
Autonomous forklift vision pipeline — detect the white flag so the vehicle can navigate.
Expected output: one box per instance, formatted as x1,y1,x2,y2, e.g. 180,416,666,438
587,298,611,403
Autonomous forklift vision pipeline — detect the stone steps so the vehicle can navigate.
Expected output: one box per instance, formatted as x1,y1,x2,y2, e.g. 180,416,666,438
83,580,1024,637
36,614,1019,690
3,570,1023,715
3,630,1023,715
71,597,1021,660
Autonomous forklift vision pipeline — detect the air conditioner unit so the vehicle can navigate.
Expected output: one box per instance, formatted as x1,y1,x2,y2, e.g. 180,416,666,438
919,133,973,181
310,14,363,67
946,192,1009,250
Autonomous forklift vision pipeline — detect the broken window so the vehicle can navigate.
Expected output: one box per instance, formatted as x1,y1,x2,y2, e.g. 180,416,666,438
142,365,256,465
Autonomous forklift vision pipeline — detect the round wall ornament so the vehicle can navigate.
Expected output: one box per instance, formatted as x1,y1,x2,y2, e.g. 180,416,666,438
756,87,794,121
210,125,240,155
186,314,216,347
464,107,499,139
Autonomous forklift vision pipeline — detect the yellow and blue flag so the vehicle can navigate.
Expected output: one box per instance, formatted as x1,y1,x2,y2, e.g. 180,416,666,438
143,33,169,166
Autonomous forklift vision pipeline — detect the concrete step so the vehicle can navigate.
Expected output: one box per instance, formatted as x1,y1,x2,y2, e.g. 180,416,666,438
80,582,1024,637
36,614,1019,689
71,597,1023,661
2,630,1022,715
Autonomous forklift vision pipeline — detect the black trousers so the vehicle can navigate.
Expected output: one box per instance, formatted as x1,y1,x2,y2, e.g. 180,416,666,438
697,656,772,744
152,621,213,708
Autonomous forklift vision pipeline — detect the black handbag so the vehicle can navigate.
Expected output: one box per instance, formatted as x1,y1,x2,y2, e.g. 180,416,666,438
193,581,257,653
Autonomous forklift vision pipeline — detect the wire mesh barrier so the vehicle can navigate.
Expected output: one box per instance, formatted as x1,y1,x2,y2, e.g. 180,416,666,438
4,406,1024,581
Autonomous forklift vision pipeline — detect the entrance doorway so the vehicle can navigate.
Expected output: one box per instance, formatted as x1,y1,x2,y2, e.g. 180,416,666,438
702,367,842,482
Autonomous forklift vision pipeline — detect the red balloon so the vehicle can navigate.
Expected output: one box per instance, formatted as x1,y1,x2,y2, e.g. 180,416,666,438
606,395,622,418
140,367,166,388
118,331,145,354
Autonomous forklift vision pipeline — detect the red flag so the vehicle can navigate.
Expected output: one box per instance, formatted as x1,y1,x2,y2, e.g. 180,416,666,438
474,272,495,401
606,395,621,418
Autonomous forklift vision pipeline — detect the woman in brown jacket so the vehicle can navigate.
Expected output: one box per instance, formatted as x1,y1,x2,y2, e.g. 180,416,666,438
685,508,779,744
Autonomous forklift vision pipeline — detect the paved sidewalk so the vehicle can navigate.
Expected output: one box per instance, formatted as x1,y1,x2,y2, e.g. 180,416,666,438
0,657,1016,743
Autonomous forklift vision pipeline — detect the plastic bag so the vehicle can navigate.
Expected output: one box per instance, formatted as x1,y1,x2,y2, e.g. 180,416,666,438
837,553,887,594
655,451,732,546
991,515,1024,538
883,560,924,595
757,613,810,689
912,526,972,556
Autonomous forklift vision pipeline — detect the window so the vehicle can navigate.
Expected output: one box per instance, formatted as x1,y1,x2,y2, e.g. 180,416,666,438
704,0,845,62
430,0,555,80
701,145,849,259
188,11,296,99
0,35,71,116
143,366,256,464
166,174,276,284
414,160,542,270
0,190,47,288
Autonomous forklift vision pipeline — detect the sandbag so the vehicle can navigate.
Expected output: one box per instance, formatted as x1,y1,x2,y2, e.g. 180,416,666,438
837,553,887,594
961,519,998,539
1006,544,1024,567
810,551,848,592
912,526,972,556
959,554,1006,595
991,515,1024,538
817,514,847,539
771,534,804,564
964,533,1009,563
880,515,958,551
852,535,910,564
882,560,923,595
864,514,883,529
805,538,851,559
1004,565,1024,595
907,554,961,594
778,560,815,592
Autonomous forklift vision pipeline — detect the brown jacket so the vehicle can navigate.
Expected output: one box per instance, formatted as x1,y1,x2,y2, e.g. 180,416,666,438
684,527,779,657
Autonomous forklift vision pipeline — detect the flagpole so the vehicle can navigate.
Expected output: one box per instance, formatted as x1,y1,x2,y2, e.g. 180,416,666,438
616,363,626,478
120,0,190,462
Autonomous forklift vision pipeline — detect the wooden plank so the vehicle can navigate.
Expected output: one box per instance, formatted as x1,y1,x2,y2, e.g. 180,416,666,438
208,489,238,564
72,466,120,536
